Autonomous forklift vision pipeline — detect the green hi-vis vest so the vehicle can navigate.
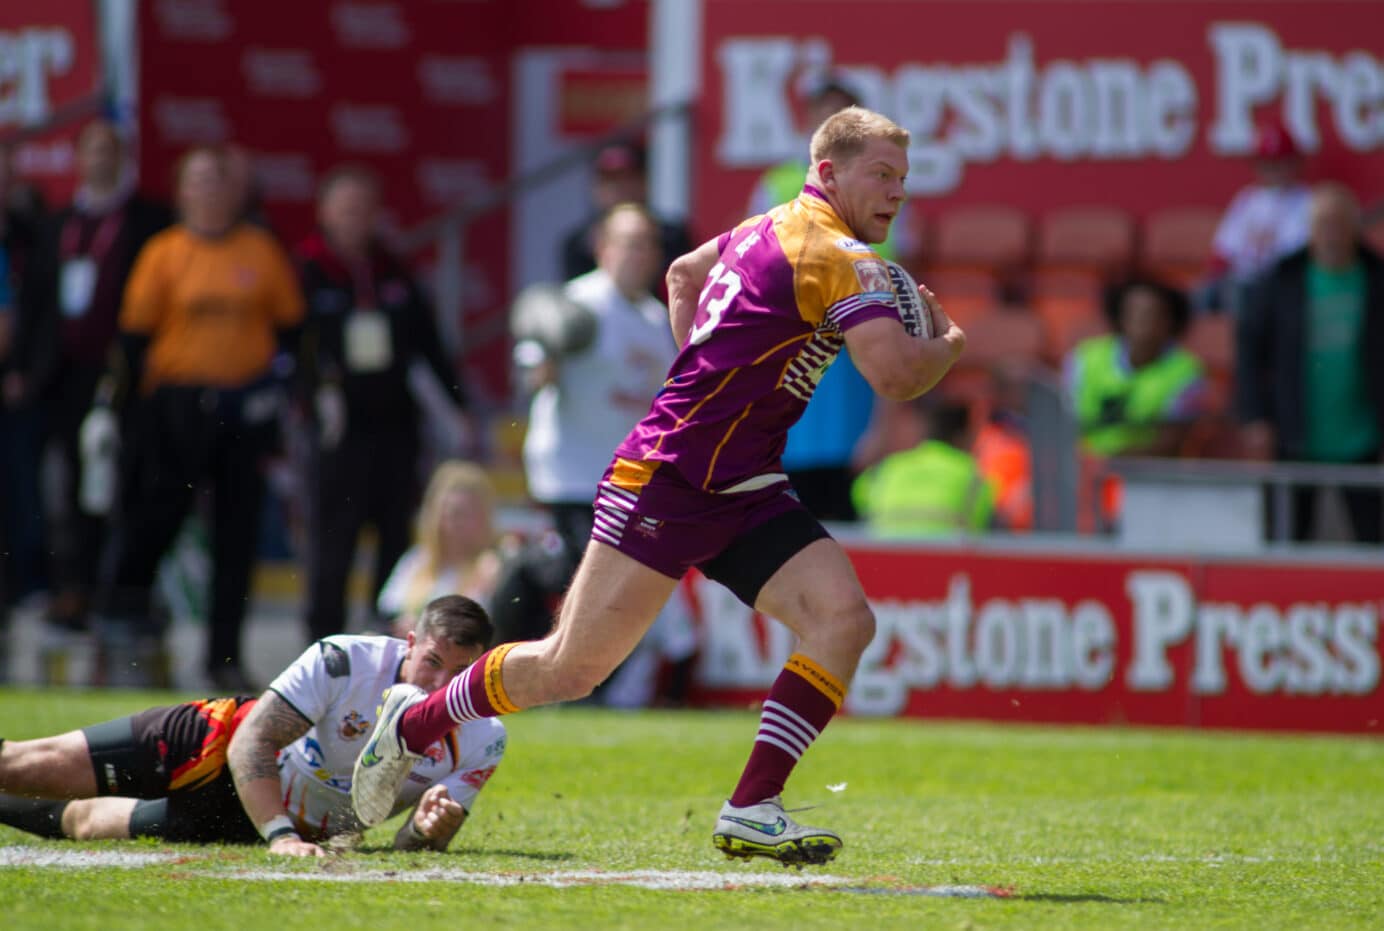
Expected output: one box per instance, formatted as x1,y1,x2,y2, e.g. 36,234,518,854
852,440,995,537
756,160,898,261
1071,335,1204,457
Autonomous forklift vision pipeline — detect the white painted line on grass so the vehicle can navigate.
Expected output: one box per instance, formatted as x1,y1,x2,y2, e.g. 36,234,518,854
0,846,1009,896
0,847,184,868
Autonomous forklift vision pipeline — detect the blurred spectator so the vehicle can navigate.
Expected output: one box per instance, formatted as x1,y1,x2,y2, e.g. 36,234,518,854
973,363,1034,532
0,206,18,622
377,460,503,638
497,204,675,646
8,120,171,640
559,141,693,284
1066,278,1206,457
1204,121,1311,314
852,398,996,537
295,165,470,641
94,146,304,689
224,143,269,228
1236,182,1384,543
0,141,48,617
753,76,882,522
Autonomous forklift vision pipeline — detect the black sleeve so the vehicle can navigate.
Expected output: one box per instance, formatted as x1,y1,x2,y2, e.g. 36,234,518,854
661,219,695,269
1233,270,1274,425
561,222,596,281
11,213,60,391
110,331,150,412
410,282,467,409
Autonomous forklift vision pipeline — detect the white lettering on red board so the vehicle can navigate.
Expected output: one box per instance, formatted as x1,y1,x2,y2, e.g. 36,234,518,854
0,28,73,128
1124,570,1379,698
694,570,1381,716
715,26,1384,194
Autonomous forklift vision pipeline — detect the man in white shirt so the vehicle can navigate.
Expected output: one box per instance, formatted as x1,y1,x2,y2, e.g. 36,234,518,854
1206,122,1312,312
0,595,504,856
493,206,689,663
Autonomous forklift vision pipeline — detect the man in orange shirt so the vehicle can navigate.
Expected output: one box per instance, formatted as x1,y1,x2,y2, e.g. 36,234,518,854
94,146,304,689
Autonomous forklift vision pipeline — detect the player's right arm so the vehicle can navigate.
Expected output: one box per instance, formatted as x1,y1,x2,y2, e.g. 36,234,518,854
227,692,325,857
666,237,724,349
845,286,967,400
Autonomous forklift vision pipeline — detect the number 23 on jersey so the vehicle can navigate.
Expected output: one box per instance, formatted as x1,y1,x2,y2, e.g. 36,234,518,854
689,261,742,345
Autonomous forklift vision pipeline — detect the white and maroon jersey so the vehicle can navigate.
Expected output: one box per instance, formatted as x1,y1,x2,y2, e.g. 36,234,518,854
268,635,506,838
611,186,899,495
1212,182,1311,278
523,267,677,504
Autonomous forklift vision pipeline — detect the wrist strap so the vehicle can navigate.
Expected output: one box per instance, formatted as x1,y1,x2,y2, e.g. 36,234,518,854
407,818,428,842
259,815,299,843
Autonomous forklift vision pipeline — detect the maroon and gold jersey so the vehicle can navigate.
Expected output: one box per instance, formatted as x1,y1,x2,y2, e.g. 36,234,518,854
611,186,898,494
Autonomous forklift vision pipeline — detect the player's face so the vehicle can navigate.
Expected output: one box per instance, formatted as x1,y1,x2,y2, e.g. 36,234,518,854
1118,286,1172,363
77,123,122,189
177,151,235,231
319,176,379,256
596,210,661,296
824,137,907,244
440,488,492,551
401,632,483,694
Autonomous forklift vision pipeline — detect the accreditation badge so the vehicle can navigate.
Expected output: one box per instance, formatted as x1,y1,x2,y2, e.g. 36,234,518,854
343,308,393,372
60,257,99,318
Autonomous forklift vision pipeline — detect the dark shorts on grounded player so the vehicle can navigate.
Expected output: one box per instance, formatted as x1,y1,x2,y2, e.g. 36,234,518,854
82,696,261,843
591,458,831,607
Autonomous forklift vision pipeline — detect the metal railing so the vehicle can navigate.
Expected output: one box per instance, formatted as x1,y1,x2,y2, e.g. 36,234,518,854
1106,456,1384,544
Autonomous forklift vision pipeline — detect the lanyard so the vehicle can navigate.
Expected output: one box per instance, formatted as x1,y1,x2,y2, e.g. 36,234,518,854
347,256,378,307
59,209,123,263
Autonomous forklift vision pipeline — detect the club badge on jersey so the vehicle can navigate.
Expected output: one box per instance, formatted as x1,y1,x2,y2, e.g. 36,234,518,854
885,261,933,339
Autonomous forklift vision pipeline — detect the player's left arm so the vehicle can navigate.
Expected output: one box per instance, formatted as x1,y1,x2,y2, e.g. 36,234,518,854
227,691,323,857
666,237,723,349
393,783,468,851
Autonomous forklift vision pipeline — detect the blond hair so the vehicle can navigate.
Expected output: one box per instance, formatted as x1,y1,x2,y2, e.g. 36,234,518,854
809,106,910,166
405,460,497,610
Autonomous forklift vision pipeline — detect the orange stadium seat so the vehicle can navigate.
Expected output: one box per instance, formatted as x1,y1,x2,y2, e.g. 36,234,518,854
962,305,1045,369
928,204,1031,272
1142,206,1221,287
923,267,1004,327
1034,292,1107,365
1037,205,1136,273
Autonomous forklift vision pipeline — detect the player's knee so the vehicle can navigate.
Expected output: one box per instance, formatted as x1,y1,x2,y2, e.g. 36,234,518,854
61,800,98,840
545,664,602,703
835,600,877,657
0,739,54,789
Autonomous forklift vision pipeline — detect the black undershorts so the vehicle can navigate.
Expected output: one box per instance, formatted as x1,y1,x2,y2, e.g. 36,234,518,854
82,696,261,844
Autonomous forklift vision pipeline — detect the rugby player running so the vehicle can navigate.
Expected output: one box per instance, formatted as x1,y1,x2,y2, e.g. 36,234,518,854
352,106,965,865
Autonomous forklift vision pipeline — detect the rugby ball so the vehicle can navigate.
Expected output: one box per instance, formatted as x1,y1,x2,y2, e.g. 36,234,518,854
509,283,598,357
885,261,933,339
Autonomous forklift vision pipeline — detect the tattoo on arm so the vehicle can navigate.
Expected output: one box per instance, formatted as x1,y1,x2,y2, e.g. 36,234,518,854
228,692,311,783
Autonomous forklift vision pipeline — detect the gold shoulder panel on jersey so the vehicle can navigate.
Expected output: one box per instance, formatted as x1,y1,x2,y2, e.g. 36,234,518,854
774,196,889,326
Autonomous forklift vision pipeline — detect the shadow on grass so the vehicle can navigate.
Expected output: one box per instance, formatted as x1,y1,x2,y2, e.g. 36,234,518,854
447,847,575,862
1017,892,1166,905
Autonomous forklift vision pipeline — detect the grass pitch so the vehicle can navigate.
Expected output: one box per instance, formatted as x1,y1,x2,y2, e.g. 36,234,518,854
0,687,1381,929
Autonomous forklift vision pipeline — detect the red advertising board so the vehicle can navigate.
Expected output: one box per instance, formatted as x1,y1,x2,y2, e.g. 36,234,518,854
689,542,1383,734
0,0,101,204
137,0,513,391
695,0,1384,237
136,0,647,397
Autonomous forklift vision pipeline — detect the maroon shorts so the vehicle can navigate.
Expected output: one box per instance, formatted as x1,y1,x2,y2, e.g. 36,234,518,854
591,461,830,607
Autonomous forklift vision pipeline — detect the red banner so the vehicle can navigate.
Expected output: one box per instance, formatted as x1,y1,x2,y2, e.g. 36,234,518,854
137,0,648,398
690,543,1383,734
695,0,1384,237
0,0,101,204
136,0,507,391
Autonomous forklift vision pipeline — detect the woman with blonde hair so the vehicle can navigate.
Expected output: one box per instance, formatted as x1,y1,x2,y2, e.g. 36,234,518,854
377,461,502,637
